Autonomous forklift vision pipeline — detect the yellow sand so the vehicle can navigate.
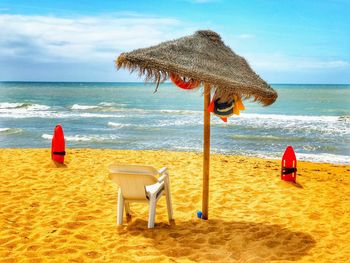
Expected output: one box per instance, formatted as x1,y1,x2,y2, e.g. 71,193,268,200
0,149,349,263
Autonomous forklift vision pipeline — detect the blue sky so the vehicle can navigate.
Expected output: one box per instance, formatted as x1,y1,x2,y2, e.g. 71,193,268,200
0,0,349,83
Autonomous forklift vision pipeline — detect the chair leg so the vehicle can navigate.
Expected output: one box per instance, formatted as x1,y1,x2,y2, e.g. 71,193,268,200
148,195,157,228
117,188,124,225
125,202,132,222
165,176,173,221
125,202,131,215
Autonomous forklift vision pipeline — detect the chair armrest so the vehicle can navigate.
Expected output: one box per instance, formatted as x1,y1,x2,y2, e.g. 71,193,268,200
158,173,168,183
158,167,168,183
145,181,164,196
158,167,168,175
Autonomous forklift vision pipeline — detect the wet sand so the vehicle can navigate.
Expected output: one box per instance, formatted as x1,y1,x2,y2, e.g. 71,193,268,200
0,149,349,262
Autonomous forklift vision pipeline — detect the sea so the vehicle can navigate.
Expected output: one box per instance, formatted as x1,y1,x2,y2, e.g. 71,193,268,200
0,82,349,164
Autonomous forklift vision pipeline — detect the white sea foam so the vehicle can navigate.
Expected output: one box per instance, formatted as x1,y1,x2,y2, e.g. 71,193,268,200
96,108,200,115
71,104,99,110
41,134,53,140
99,102,127,107
28,104,50,110
0,102,50,110
120,109,347,123
0,110,122,119
234,150,350,165
296,153,350,165
237,113,339,122
228,134,307,142
99,102,115,107
78,113,121,118
157,118,199,127
158,109,201,115
0,128,23,134
338,116,350,122
71,103,129,112
253,151,350,165
64,135,96,142
211,113,350,136
0,103,24,109
108,119,199,129
173,145,203,152
1,101,346,130
107,122,132,128
42,133,119,142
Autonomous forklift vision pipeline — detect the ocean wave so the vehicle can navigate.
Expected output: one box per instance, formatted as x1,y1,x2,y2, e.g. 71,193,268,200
42,133,120,142
1,107,348,138
1,102,347,126
156,119,199,127
296,153,350,165
207,149,350,165
0,127,23,134
71,104,99,110
212,113,350,136
70,102,128,112
41,134,53,140
69,107,201,115
0,110,123,119
124,108,201,116
101,109,343,122
338,116,350,122
158,109,201,115
0,102,50,110
112,109,348,127
99,102,127,107
173,145,203,152
108,119,198,129
224,151,350,165
228,134,307,142
234,113,339,122
0,103,26,109
108,122,132,128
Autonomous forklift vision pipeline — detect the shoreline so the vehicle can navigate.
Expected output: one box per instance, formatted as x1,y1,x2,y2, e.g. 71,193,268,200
1,147,349,166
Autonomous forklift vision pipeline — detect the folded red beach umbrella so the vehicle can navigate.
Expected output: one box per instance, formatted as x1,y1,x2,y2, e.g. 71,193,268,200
51,124,66,163
281,146,297,182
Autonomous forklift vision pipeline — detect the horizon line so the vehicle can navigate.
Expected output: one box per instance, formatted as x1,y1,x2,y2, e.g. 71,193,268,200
1,81,349,85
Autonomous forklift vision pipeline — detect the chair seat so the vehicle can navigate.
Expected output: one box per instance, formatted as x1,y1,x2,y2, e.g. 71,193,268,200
145,182,164,200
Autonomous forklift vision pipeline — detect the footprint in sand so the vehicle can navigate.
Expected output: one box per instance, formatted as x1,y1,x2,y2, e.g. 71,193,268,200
63,221,87,230
85,251,101,259
74,234,90,241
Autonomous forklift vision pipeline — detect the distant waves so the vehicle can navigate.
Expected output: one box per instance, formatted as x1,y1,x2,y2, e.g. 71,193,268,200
0,82,349,164
41,133,120,142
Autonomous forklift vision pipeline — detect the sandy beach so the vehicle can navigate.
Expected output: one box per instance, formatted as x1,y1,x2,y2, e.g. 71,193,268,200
0,149,349,262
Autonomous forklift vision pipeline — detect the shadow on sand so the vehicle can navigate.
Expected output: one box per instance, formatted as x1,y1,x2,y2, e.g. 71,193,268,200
52,161,67,168
117,219,315,262
279,180,304,189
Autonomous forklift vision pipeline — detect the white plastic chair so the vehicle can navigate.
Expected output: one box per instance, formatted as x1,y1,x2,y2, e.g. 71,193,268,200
108,164,173,228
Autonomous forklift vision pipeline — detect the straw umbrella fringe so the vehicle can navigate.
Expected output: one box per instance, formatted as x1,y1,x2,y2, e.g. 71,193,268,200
116,30,278,105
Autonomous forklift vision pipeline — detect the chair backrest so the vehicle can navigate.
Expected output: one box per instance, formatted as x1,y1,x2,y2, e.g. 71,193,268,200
108,164,158,200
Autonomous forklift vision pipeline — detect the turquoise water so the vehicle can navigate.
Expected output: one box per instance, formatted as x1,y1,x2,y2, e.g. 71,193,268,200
0,82,349,164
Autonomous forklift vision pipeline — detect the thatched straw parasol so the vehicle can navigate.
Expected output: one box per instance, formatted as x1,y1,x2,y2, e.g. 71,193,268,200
116,30,278,220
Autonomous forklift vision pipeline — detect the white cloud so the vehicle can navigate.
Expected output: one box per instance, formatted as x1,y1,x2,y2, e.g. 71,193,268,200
1,13,348,83
244,53,350,71
0,14,185,63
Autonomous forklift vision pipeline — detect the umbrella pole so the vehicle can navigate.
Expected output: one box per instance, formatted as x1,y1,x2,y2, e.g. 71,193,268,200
202,84,211,220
